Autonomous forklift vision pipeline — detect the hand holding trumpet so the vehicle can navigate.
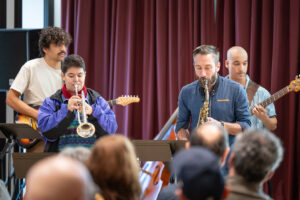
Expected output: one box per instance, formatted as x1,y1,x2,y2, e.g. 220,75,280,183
67,94,93,115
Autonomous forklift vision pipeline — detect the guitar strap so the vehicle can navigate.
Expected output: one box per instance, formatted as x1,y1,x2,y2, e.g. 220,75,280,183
246,80,259,106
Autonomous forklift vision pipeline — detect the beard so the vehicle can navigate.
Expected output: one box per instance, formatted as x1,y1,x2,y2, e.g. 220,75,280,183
198,73,218,88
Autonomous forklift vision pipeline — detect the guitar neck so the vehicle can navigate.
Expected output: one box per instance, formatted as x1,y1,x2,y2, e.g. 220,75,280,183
259,86,290,108
107,99,117,107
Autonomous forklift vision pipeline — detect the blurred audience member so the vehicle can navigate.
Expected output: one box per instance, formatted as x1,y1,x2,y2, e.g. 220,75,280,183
172,147,224,200
60,146,91,163
24,155,94,200
226,129,284,200
86,135,141,200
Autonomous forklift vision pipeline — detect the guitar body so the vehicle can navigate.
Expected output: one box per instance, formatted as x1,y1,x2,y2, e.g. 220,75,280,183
16,115,41,149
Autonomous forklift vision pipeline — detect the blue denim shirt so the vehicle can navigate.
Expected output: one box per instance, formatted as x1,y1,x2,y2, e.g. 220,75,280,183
176,75,251,145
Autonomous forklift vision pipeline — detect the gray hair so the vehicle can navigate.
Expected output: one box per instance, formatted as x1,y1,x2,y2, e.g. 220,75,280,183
193,45,220,65
232,129,284,183
190,121,229,159
60,147,91,164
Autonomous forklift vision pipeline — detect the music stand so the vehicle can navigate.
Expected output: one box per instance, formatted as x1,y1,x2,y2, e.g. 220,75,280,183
0,123,42,140
132,140,187,162
12,153,54,178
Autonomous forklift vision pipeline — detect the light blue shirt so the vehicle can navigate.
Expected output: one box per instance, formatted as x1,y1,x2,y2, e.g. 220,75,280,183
245,75,276,129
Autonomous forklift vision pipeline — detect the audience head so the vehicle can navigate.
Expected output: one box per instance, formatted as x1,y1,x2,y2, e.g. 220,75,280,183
86,135,141,200
230,129,284,183
25,155,93,200
60,146,91,163
188,122,229,166
171,147,224,200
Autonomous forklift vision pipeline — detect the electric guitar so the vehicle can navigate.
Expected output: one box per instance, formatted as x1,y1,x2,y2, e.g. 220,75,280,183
250,75,300,115
16,95,140,148
107,95,140,107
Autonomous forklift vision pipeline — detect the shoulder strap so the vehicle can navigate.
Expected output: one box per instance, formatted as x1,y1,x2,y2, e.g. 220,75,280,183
246,80,259,106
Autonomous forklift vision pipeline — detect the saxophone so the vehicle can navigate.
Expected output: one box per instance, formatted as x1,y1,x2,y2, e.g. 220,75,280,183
197,78,209,128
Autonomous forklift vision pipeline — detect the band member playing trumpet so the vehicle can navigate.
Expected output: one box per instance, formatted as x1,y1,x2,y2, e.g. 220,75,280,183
176,45,251,147
38,54,118,152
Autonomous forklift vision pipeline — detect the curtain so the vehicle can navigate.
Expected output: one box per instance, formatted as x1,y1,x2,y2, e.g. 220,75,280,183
62,0,300,199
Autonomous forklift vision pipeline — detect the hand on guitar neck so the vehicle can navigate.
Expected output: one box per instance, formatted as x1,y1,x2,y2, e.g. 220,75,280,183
250,75,300,116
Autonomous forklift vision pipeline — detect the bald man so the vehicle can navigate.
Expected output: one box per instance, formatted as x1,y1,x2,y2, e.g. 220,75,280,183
24,155,94,200
225,46,277,131
187,121,230,166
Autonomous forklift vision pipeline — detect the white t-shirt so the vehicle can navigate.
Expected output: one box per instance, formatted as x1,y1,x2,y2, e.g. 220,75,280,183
10,57,63,106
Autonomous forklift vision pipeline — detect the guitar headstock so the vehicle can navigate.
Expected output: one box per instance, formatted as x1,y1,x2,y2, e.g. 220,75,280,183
116,95,140,106
288,74,300,92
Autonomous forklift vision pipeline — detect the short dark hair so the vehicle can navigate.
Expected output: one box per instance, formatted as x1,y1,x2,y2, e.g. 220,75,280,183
39,27,72,56
232,129,284,183
190,122,228,159
193,45,220,65
62,54,86,73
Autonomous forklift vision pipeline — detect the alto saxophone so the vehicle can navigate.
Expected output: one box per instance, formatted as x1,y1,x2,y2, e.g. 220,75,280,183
197,78,209,128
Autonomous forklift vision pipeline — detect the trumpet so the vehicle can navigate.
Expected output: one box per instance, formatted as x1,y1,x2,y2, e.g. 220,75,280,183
75,84,95,138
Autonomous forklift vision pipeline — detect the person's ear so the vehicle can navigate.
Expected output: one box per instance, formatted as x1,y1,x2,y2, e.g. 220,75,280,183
61,72,66,83
216,62,221,72
42,47,48,55
225,60,229,70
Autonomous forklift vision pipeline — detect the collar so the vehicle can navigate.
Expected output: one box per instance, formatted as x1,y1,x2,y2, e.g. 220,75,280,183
226,174,270,199
62,84,87,99
244,74,250,90
225,74,250,90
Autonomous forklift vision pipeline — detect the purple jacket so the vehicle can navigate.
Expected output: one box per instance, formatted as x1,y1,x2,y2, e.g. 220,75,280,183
38,88,118,152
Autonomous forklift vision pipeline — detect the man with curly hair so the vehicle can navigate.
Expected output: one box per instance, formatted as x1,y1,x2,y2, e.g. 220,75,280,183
226,129,284,200
6,27,72,150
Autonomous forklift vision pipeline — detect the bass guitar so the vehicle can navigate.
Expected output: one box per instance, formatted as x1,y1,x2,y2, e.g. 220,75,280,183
250,75,300,115
17,95,140,148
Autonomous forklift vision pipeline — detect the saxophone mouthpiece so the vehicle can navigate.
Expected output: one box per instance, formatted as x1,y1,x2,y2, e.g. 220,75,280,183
199,77,208,87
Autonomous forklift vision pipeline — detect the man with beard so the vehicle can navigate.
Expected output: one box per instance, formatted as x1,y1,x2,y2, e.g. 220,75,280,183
6,27,72,151
225,46,277,131
176,45,250,147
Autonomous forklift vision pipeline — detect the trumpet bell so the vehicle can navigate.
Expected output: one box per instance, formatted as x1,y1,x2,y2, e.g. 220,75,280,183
77,122,95,138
